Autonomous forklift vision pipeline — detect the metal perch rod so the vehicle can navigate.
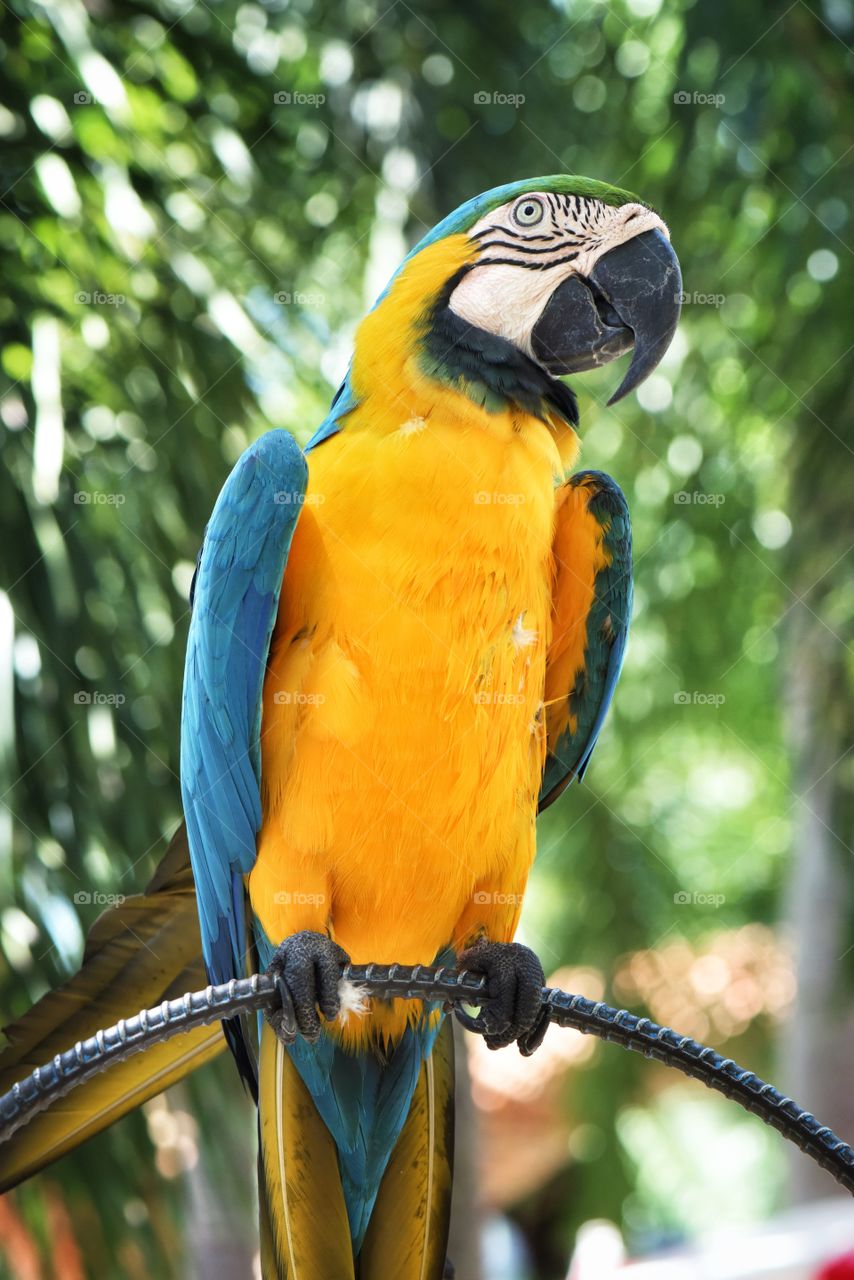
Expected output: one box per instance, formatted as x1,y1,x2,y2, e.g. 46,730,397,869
2,962,853,1196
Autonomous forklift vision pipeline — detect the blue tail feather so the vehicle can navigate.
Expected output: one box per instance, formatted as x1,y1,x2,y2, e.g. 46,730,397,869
287,1018,443,1250
255,923,449,1250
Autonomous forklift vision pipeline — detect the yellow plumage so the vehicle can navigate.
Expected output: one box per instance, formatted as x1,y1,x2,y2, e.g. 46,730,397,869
249,236,581,1047
545,477,613,747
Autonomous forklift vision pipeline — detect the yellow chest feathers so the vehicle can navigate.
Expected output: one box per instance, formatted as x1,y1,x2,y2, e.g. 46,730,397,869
251,403,571,985
262,404,565,799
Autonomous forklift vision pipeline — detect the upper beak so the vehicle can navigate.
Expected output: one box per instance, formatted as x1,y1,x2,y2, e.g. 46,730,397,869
531,228,682,405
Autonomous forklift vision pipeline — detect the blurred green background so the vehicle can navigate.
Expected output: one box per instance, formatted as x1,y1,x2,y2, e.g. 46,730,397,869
0,0,851,1275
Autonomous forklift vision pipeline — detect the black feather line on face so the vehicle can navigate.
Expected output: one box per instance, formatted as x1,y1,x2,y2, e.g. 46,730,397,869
471,224,555,243
476,238,583,256
417,266,579,428
476,251,581,271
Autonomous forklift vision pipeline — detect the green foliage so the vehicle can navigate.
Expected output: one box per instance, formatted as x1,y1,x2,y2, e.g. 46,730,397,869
0,0,851,1274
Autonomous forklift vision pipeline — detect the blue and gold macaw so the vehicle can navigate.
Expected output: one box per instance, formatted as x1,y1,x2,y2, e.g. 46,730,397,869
0,176,680,1277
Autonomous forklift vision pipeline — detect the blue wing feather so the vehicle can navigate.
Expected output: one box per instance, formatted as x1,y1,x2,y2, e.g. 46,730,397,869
574,578,631,781
539,471,633,810
180,430,308,1074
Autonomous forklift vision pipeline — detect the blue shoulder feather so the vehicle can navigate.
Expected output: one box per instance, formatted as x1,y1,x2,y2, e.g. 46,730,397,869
180,430,307,1073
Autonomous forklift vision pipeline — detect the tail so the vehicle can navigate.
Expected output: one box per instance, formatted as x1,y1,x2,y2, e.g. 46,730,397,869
257,1021,354,1278
0,826,226,1191
257,1017,454,1279
359,1017,455,1279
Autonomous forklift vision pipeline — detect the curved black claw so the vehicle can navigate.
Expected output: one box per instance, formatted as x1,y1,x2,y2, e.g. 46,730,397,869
455,940,547,1054
264,930,349,1045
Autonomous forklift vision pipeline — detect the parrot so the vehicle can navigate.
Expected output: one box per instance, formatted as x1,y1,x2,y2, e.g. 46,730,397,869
0,175,680,1279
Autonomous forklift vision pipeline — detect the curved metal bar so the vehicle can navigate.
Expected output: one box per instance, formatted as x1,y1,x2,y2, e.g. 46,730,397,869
1,963,852,1196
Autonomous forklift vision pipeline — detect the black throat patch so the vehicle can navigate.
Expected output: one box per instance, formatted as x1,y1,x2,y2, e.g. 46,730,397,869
417,267,579,427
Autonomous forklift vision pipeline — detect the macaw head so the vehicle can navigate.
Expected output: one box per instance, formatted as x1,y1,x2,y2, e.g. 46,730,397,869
425,175,681,404
311,175,681,449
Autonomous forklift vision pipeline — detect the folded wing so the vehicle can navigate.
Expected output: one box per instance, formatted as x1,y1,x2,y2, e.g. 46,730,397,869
540,470,633,810
181,429,307,1084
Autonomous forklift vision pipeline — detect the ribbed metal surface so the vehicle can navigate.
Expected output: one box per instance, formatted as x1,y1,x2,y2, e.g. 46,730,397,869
2,963,852,1195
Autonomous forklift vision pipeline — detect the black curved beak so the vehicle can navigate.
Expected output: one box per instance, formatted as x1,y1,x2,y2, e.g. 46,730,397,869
531,228,682,406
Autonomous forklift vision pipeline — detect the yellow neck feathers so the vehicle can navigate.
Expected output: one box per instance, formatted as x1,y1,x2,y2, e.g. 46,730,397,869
347,233,580,472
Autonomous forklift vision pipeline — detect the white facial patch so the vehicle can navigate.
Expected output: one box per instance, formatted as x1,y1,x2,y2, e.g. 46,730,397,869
448,193,670,358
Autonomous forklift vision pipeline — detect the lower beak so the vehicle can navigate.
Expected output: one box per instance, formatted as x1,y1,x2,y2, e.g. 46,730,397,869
531,228,682,405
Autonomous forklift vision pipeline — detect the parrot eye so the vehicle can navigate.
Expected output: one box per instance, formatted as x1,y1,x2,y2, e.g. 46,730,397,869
512,197,545,227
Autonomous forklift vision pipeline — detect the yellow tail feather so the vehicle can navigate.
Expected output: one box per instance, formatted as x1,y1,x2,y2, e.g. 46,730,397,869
359,1018,455,1280
0,827,225,1190
258,1021,354,1279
